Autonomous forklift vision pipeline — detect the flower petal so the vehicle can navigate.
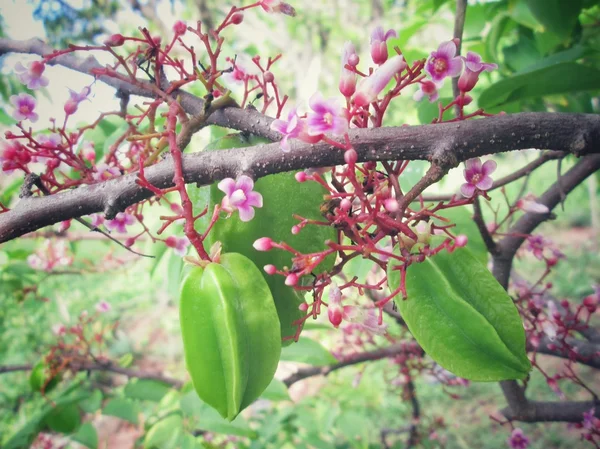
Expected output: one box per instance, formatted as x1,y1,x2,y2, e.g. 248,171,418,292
447,57,463,77
217,178,236,197
238,204,255,222
436,40,457,59
476,176,494,191
246,191,263,208
460,183,476,198
481,159,497,176
236,175,254,193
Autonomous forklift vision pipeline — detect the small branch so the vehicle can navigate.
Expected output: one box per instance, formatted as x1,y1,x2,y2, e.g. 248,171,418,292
532,337,600,369
452,0,468,115
472,196,498,255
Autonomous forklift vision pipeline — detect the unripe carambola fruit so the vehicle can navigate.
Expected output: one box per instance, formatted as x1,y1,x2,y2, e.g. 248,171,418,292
191,133,336,344
179,253,281,421
29,360,62,393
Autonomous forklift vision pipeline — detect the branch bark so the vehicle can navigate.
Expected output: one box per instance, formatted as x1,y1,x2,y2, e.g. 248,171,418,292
2,113,599,243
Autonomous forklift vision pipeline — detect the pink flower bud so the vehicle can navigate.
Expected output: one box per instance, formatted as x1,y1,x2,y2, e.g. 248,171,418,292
231,12,244,24
264,264,277,275
340,198,352,212
285,273,298,286
348,53,359,67
170,203,184,215
295,171,308,183
583,295,598,313
263,71,274,83
455,234,468,247
104,34,125,47
125,237,135,247
383,198,398,212
299,302,309,312
64,99,78,116
253,237,274,251
344,148,358,165
291,225,300,235
353,55,406,107
173,20,187,36
328,304,343,327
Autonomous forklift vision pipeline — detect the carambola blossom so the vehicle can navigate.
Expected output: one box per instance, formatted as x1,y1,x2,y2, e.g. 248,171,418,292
165,235,191,256
413,79,441,103
14,60,49,90
425,40,463,83
507,428,529,449
10,93,38,122
339,41,358,97
353,55,407,107
259,0,296,16
458,51,497,93
105,212,136,233
307,92,348,136
460,157,497,198
92,163,120,181
270,108,320,152
95,301,111,313
370,26,397,65
218,175,263,222
0,141,31,173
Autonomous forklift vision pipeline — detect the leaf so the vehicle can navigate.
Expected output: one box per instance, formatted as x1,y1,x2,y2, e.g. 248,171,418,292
124,379,172,402
479,63,600,109
260,379,290,402
280,338,337,366
524,0,582,40
144,414,184,449
387,247,531,381
102,398,139,424
72,423,98,449
78,389,103,413
516,45,590,75
44,403,81,434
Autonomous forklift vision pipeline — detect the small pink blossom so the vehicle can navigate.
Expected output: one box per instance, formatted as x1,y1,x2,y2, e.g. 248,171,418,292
259,0,296,16
95,301,111,313
27,240,73,272
306,92,348,136
370,26,397,65
460,157,496,198
10,93,38,122
105,212,136,233
516,194,549,214
413,79,441,103
339,42,358,97
92,163,120,181
254,237,274,251
57,220,71,233
165,235,190,256
458,51,497,93
173,20,187,36
218,175,263,222
0,140,31,173
52,324,66,336
583,408,598,430
90,213,105,228
353,55,407,107
14,60,49,90
270,108,321,152
507,428,529,449
80,141,96,163
223,61,248,86
425,40,463,83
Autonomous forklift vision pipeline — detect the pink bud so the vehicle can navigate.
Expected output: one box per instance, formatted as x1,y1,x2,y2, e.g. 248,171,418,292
353,55,406,107
383,198,398,212
285,273,298,286
583,295,598,313
299,302,309,312
344,148,358,165
173,20,187,36
328,304,343,327
264,264,277,275
104,34,125,47
348,54,359,67
231,12,244,24
253,237,274,251
455,234,468,247
295,171,308,183
64,99,78,116
170,203,184,215
165,236,177,248
291,225,300,235
340,198,352,212
125,237,135,247
263,71,274,83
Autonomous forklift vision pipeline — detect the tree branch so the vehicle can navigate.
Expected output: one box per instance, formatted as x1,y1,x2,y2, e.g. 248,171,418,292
2,113,599,243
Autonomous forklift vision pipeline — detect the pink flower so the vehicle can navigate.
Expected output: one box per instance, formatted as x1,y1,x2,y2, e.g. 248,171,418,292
92,163,120,181
413,79,440,103
583,408,597,430
95,301,111,313
271,108,320,152
339,42,358,97
173,20,187,36
223,63,248,86
370,26,397,65
0,141,31,173
306,92,348,136
27,240,73,272
10,93,38,122
259,0,296,16
165,235,190,256
458,51,497,93
89,213,105,228
14,60,48,90
80,141,96,163
218,175,263,222
353,55,407,107
105,212,135,233
425,40,463,83
460,157,496,198
516,194,549,214
507,428,529,449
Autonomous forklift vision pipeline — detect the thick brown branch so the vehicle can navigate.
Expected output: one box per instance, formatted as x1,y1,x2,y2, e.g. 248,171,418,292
501,400,599,423
2,113,599,243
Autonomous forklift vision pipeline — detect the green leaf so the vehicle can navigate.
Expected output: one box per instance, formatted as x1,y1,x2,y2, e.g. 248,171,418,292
124,379,172,402
280,338,336,366
78,389,103,413
387,247,531,381
103,398,139,424
524,0,582,40
44,403,81,434
479,63,600,109
72,423,98,449
144,414,184,449
516,45,589,74
260,378,290,402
